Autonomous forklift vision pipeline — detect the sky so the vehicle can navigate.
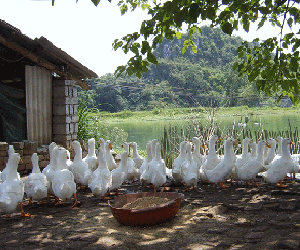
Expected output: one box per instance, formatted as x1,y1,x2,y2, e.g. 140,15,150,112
0,0,292,77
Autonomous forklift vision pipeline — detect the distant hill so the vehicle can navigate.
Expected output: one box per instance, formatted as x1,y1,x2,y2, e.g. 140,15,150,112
84,26,270,112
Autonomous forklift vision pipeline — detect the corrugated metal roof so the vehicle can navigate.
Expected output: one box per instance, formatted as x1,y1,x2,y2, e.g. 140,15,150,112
0,19,98,90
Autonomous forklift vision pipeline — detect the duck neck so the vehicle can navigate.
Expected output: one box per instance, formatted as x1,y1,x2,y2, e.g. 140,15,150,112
208,142,217,156
282,142,292,159
256,144,265,162
224,142,233,161
98,150,108,169
74,147,82,161
241,141,249,157
132,146,138,158
32,163,41,174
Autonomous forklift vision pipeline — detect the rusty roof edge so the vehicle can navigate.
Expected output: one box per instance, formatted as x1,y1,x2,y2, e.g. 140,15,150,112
0,19,98,81
35,37,98,79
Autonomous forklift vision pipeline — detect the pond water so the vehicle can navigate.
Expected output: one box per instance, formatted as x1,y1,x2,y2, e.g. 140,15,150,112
109,112,300,150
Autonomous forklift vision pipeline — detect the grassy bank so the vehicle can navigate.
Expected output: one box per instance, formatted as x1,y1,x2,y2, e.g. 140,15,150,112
89,106,300,123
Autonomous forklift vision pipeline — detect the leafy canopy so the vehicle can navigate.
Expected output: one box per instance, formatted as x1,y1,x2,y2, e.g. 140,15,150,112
57,0,300,104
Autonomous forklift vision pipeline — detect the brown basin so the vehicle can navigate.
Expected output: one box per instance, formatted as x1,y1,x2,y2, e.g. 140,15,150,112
108,192,184,226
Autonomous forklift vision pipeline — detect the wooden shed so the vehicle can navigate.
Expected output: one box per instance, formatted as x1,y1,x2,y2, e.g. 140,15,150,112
0,19,98,150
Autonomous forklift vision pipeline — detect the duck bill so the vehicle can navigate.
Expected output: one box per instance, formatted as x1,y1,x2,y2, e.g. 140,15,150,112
233,140,238,146
202,143,207,149
291,141,295,145
266,142,271,148
109,143,113,150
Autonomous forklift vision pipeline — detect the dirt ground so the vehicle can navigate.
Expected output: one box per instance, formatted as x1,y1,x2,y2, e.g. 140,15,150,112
1,176,300,250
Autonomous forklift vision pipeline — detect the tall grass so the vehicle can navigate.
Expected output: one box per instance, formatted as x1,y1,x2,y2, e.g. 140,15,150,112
160,117,300,168
77,99,128,149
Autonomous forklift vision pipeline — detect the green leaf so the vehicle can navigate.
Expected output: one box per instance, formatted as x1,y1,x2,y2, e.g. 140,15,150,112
248,68,260,82
221,22,233,35
91,0,100,6
191,45,197,53
207,7,216,20
288,17,293,28
176,31,182,40
147,52,158,64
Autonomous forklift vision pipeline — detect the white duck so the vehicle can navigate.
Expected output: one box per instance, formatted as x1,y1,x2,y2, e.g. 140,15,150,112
140,141,153,183
235,140,270,185
275,136,283,157
203,138,237,188
147,142,167,192
235,138,252,167
150,139,172,178
42,142,57,183
52,148,79,207
104,140,117,171
66,149,72,168
0,153,30,217
172,141,187,182
231,138,252,180
122,142,139,181
68,140,92,188
24,153,48,205
130,142,144,169
201,135,222,180
202,135,221,169
83,138,98,172
88,147,112,199
1,145,18,182
250,141,257,159
98,138,106,154
43,146,59,195
111,152,129,195
263,138,277,168
182,141,199,191
191,137,205,167
262,138,300,187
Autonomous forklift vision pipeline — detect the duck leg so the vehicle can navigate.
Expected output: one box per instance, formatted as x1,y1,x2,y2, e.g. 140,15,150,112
219,181,229,188
253,179,261,187
115,189,121,195
19,202,31,218
72,193,80,208
23,197,33,207
161,183,169,192
37,198,47,205
276,180,287,188
101,193,111,200
54,197,64,206
183,183,192,192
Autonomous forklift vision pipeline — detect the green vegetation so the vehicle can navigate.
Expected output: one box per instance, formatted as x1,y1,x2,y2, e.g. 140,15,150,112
80,26,282,112
83,105,300,123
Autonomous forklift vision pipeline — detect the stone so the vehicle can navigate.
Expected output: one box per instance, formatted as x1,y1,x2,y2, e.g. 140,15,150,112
15,150,24,156
36,147,48,155
53,85,69,98
23,141,38,150
53,105,70,116
21,155,32,164
23,149,36,156
0,151,7,157
53,123,70,135
11,141,24,150
53,115,72,124
0,142,9,151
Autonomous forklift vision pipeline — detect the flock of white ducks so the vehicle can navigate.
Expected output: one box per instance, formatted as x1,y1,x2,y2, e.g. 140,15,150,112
0,135,299,218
